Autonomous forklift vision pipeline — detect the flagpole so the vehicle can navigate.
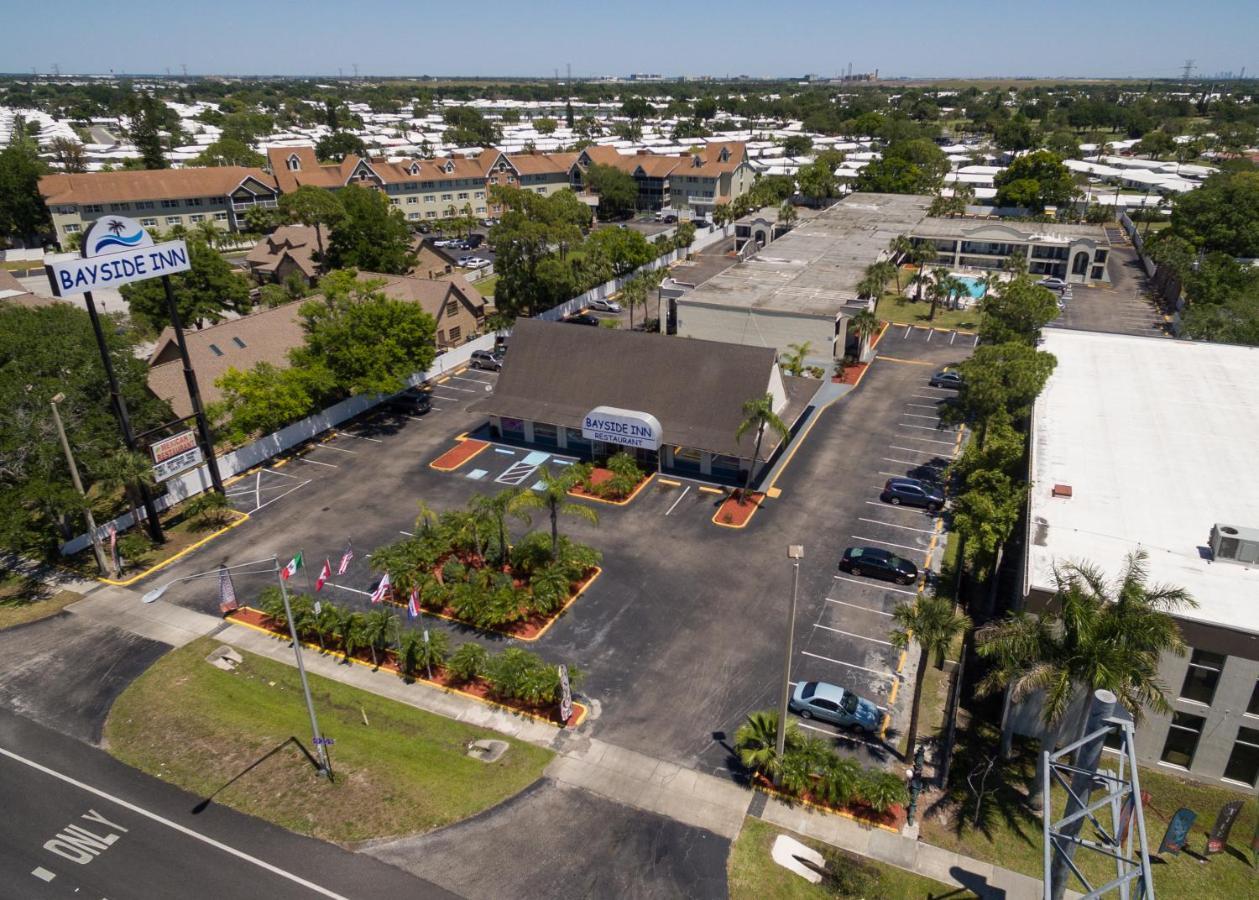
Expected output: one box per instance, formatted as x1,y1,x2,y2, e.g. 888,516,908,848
301,547,314,597
275,555,331,778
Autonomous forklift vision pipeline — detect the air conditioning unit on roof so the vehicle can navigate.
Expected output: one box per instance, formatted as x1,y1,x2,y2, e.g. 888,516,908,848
1209,523,1259,565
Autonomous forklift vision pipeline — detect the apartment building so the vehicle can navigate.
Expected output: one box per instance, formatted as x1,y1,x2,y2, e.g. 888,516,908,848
910,218,1113,284
572,142,755,214
40,167,279,247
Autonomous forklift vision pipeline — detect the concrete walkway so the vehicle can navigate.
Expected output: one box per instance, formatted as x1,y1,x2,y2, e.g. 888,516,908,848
67,586,224,648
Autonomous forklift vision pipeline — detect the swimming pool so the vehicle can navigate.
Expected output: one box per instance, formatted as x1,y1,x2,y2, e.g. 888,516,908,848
953,275,988,299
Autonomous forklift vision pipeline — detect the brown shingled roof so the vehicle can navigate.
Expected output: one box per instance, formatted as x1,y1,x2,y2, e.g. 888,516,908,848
40,167,276,206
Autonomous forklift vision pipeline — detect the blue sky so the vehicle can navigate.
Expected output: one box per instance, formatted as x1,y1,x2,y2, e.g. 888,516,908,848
7,0,1253,80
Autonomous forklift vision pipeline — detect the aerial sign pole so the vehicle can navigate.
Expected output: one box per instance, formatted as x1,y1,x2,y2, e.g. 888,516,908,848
46,216,224,497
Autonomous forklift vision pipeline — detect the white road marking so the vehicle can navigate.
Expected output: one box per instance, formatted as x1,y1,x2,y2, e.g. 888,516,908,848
902,413,940,420
899,424,954,435
834,574,918,595
31,867,56,882
889,445,944,456
864,500,936,515
314,444,356,454
437,384,478,393
902,325,911,338
336,431,382,444
852,534,929,553
950,331,958,344
297,457,338,468
802,650,897,679
926,329,933,342
793,720,885,747
254,471,261,511
882,457,945,469
251,480,312,513
895,434,958,446
399,530,414,537
664,485,691,516
815,623,895,646
857,517,938,534
827,598,893,617
972,334,980,347
450,375,491,385
0,746,351,900
905,403,938,410
263,467,302,479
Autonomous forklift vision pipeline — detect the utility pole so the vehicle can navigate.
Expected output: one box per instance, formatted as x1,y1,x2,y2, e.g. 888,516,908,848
160,276,225,495
775,545,805,764
50,394,110,576
81,289,165,543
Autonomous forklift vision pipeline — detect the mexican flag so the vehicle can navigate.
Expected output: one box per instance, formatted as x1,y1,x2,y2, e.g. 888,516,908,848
280,553,303,580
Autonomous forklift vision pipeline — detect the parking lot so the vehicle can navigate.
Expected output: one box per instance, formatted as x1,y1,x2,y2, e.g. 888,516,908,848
136,331,969,779
1053,247,1170,338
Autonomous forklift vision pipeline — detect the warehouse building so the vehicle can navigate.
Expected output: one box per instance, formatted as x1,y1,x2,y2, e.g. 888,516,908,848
470,319,813,484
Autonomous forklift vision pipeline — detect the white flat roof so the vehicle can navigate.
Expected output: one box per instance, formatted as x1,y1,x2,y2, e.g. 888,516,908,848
1029,329,1259,635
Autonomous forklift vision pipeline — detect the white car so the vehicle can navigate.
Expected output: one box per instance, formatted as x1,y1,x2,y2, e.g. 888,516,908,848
460,256,491,269
588,298,622,313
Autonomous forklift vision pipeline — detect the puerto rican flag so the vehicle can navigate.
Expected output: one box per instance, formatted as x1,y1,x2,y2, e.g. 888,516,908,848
370,572,391,605
407,589,420,619
315,559,332,592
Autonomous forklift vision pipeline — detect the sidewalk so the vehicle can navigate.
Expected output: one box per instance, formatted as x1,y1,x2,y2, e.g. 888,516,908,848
67,587,224,648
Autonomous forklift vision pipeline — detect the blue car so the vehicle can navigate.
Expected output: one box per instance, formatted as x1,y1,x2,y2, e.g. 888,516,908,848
789,681,881,733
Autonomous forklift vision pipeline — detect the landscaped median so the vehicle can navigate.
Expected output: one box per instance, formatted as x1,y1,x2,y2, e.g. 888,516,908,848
104,637,554,844
429,436,490,472
566,452,654,506
713,490,764,528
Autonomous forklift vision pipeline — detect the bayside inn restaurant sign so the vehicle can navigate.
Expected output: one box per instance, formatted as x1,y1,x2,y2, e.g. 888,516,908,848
46,216,191,297
582,406,663,451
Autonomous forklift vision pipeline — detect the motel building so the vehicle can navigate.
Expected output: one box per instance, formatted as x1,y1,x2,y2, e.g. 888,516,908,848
470,319,814,484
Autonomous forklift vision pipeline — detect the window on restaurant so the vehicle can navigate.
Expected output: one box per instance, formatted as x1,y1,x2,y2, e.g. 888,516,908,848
1160,711,1205,768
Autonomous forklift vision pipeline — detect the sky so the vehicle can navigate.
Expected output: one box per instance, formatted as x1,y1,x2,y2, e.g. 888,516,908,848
6,0,1254,81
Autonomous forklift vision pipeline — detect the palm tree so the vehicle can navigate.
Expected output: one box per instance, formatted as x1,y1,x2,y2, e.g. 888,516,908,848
735,393,788,497
398,628,448,681
734,710,801,782
856,272,885,302
782,341,810,376
334,609,366,663
712,203,735,235
97,450,160,543
849,308,881,360
927,267,953,321
888,235,915,289
362,608,399,669
471,488,530,565
312,601,339,651
777,200,798,230
195,219,223,249
976,550,1194,807
908,242,937,299
512,466,599,561
890,594,971,759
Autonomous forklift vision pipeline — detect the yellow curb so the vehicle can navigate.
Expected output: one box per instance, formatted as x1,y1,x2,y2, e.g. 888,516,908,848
712,495,763,529
656,478,682,487
878,711,892,739
896,649,908,673
752,782,901,834
93,510,251,587
697,485,724,495
436,376,451,384
453,365,468,375
227,613,588,728
567,473,655,507
766,486,782,499
428,439,490,472
887,679,900,707
874,355,935,366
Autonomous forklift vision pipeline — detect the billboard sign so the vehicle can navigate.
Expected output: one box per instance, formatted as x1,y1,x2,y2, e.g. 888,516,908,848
151,430,203,483
45,216,190,297
582,406,662,451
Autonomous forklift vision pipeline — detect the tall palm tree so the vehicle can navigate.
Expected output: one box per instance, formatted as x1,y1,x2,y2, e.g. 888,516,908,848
849,308,881,360
782,341,810,376
734,710,802,782
97,450,159,543
976,550,1194,807
777,200,798,229
195,219,222,249
908,242,937,299
735,393,788,496
856,272,885,302
888,235,915,289
927,267,954,321
512,466,599,561
472,487,530,565
890,594,971,759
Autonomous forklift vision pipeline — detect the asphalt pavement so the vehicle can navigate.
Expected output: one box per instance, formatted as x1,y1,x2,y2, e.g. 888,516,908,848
0,708,457,900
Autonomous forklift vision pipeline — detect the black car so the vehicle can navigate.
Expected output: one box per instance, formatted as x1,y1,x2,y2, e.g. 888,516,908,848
880,477,945,512
929,369,963,389
465,234,485,248
692,218,710,228
386,387,431,415
839,547,918,585
564,313,600,326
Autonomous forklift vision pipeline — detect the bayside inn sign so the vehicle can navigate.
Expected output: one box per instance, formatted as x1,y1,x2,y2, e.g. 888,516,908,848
582,406,663,451
45,216,191,297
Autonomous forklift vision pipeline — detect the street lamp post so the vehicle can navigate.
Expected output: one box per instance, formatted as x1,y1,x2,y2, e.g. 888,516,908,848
143,556,331,777
775,545,804,762
50,393,109,576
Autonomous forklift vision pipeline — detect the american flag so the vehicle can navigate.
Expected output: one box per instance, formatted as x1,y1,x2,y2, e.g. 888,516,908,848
336,540,354,575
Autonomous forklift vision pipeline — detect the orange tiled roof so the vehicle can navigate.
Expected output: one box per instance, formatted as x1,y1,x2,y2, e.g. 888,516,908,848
40,167,276,206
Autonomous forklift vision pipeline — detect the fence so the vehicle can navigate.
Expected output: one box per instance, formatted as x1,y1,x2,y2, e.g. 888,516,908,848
60,333,497,556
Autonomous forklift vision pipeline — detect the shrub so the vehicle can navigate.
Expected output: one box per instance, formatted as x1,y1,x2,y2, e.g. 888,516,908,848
553,538,601,583
483,648,579,705
184,491,232,529
398,628,448,681
857,769,910,813
529,564,571,615
258,585,288,628
509,531,554,577
116,532,151,563
440,558,467,585
446,642,488,681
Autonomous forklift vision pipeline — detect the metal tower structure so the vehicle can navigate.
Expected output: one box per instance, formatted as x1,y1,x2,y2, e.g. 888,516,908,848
1043,690,1155,900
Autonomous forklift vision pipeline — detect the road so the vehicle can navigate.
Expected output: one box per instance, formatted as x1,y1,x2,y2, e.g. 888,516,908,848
0,708,457,900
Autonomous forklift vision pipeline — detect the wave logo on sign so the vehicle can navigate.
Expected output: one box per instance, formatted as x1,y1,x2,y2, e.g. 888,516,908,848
81,216,155,258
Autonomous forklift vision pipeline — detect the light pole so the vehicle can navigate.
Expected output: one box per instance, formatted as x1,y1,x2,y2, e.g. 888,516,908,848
143,556,332,777
775,545,804,762
50,392,109,576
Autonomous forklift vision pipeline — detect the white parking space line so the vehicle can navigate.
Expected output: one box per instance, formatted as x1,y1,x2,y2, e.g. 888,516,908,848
252,480,312,513
857,517,938,535
431,392,464,402
833,574,917,595
896,434,958,446
905,403,939,410
264,467,301,479
852,535,929,553
972,334,980,347
802,650,897,679
794,720,886,747
450,375,491,384
882,457,945,469
336,431,382,444
436,383,479,393
926,329,933,342
903,413,940,420
402,414,428,421
863,500,936,515
890,445,945,456
399,530,413,537
827,598,893,617
902,325,912,338
950,331,958,344
899,424,953,434
314,444,356,454
664,485,692,516
815,623,894,646
298,457,338,468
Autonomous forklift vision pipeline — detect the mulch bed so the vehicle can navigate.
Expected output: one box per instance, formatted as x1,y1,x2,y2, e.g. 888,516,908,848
714,491,764,527
429,439,490,471
227,606,587,727
835,362,868,385
753,773,907,830
567,468,651,505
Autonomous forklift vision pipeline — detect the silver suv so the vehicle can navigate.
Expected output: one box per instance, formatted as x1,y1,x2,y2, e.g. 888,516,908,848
470,350,503,371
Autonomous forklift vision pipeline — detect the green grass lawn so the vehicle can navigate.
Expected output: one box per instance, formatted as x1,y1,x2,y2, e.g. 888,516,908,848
0,573,83,630
62,505,242,579
876,290,982,332
473,273,498,298
922,722,1259,898
729,817,973,900
105,637,553,844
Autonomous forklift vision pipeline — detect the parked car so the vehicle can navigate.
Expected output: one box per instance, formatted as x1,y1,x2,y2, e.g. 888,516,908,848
432,238,455,248
459,256,490,269
1037,277,1068,292
481,218,498,227
929,369,963,389
386,387,432,415
465,234,485,248
564,313,600,326
839,547,918,585
588,298,622,312
691,218,710,228
789,681,881,732
470,349,503,371
881,477,944,511
661,213,678,223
